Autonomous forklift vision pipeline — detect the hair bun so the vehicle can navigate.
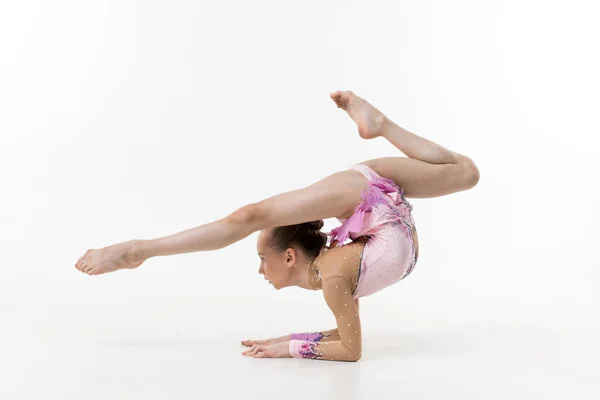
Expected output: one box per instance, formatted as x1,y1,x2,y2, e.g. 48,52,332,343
302,220,324,231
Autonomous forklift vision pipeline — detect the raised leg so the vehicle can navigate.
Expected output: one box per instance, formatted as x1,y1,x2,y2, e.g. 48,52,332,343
379,118,464,165
330,90,466,165
139,171,363,259
330,90,480,198
75,169,367,275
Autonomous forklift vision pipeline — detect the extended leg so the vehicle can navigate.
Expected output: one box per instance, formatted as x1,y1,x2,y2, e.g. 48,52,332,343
137,171,362,259
75,169,366,275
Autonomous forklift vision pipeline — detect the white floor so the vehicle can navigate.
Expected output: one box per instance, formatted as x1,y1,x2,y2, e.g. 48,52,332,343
3,293,598,400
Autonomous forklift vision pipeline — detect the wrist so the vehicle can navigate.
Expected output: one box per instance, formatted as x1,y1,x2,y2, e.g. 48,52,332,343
288,339,321,359
288,339,303,358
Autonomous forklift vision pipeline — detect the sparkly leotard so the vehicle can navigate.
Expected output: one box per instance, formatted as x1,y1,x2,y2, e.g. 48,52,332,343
288,164,419,361
327,163,419,297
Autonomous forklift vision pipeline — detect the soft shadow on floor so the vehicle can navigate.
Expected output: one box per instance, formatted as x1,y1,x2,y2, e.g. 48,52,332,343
361,320,556,361
362,330,469,361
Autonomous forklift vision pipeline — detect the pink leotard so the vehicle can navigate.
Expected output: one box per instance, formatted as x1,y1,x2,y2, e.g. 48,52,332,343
325,164,419,298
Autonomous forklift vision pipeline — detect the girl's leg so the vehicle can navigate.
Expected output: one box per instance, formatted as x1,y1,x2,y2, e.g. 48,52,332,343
379,117,464,165
76,170,366,275
331,90,466,165
76,91,479,275
330,90,479,198
138,171,362,259
357,155,478,199
365,116,480,198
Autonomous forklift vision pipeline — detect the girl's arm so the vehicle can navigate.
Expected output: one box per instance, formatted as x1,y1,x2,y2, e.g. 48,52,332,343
242,329,340,348
288,276,362,362
288,299,358,343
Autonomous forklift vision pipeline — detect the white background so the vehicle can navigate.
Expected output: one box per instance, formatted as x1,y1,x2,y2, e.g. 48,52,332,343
1,0,598,399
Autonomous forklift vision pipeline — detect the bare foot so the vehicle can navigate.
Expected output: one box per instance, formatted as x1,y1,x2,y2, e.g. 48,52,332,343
75,239,145,276
330,90,387,140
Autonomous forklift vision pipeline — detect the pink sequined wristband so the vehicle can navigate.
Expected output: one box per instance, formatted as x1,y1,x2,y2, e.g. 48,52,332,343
288,339,322,359
289,339,306,358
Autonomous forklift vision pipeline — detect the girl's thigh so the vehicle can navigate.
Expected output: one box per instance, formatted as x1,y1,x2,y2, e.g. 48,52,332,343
356,156,476,199
251,170,366,231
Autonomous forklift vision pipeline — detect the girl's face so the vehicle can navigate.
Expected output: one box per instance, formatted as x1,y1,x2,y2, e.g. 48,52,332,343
256,230,295,289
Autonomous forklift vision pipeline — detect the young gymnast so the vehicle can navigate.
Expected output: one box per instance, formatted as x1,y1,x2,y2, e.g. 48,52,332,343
74,90,480,362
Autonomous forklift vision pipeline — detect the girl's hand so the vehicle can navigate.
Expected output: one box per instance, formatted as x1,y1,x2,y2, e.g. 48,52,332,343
241,335,289,347
241,341,292,358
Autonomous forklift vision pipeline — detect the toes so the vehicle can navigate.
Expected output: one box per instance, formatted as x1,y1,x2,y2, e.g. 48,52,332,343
76,254,88,270
78,250,92,263
330,91,353,109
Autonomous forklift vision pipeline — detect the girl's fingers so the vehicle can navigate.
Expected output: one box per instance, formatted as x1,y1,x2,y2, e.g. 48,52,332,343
242,339,265,346
249,345,265,356
241,338,277,352
242,344,272,358
244,345,260,356
254,350,270,358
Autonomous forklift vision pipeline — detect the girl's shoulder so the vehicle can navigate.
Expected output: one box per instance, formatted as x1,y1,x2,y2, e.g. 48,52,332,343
317,241,366,292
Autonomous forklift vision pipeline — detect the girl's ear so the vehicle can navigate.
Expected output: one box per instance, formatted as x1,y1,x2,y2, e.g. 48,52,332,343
286,248,296,266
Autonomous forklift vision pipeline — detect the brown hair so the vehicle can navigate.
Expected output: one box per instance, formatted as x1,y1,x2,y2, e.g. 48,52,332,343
269,220,328,261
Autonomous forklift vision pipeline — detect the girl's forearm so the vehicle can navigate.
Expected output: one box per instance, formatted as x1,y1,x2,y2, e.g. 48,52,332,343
135,208,256,260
